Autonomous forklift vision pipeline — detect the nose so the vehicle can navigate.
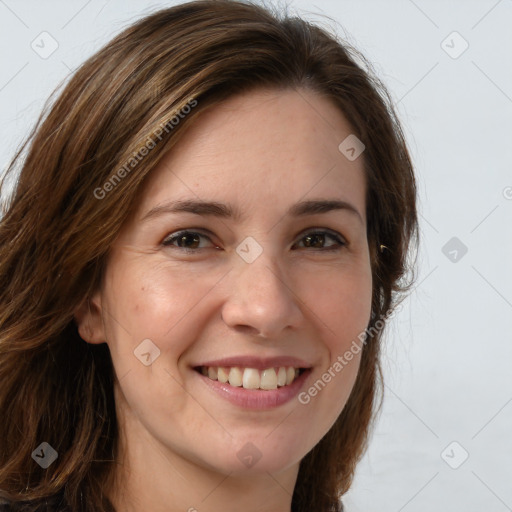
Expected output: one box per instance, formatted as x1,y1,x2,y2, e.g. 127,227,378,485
221,253,304,339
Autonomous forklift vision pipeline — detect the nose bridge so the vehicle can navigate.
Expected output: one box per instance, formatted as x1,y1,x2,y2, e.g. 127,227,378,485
242,249,286,296
221,241,302,337
237,243,291,307
235,232,283,286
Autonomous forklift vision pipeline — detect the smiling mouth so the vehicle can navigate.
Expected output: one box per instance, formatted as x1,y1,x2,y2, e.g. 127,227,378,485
194,366,307,391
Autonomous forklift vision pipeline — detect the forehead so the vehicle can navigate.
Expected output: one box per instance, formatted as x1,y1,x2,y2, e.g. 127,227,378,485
137,87,366,222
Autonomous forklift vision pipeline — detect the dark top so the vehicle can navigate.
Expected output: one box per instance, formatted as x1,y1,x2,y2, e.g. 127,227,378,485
0,494,70,512
0,505,68,512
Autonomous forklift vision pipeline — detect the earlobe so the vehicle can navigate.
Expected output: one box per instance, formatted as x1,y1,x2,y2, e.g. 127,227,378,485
73,292,106,344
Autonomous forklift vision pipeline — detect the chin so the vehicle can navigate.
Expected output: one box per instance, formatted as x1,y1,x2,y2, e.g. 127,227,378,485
195,433,310,476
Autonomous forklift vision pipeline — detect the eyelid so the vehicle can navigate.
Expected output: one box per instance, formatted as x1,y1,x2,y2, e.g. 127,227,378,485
162,228,219,249
296,226,347,243
293,227,347,250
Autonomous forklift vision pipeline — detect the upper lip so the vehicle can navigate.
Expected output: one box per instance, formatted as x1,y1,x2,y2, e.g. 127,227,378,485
194,356,313,371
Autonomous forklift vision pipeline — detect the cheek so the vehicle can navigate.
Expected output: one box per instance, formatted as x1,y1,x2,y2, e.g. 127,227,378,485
100,259,226,425
102,256,226,366
303,261,373,344
299,261,372,410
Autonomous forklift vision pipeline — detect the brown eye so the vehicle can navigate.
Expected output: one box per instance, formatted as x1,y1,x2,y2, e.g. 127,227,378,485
295,230,346,251
176,233,201,249
303,233,325,248
163,231,213,250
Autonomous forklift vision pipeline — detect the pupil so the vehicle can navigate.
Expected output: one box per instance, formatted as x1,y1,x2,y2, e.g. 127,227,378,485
304,234,324,248
179,234,200,248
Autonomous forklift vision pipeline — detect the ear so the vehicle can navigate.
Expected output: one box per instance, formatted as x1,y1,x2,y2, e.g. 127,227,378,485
73,290,106,344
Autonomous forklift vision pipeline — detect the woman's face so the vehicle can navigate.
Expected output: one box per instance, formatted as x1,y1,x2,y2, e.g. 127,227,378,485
78,87,372,480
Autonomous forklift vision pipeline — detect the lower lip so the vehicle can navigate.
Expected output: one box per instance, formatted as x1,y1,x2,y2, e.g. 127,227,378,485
196,369,312,410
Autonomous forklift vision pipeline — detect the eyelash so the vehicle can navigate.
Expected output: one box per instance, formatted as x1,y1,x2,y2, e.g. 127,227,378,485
162,229,347,253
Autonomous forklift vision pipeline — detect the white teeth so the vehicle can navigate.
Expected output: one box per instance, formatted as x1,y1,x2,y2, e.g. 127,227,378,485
228,367,243,387
242,368,260,389
200,365,304,390
217,367,229,383
260,368,278,390
277,367,287,387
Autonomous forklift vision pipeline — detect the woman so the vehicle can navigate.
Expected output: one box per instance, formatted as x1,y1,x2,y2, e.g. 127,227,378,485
0,1,418,511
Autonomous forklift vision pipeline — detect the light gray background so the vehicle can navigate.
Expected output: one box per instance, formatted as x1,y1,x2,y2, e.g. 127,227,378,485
1,1,511,510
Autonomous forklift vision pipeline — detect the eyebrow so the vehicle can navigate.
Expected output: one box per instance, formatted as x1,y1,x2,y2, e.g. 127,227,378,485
141,198,364,224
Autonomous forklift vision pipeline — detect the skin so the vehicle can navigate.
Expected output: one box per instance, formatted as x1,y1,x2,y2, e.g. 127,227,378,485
75,87,372,512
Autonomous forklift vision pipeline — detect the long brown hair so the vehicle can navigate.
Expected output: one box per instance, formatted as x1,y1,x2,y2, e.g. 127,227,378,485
0,1,418,511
